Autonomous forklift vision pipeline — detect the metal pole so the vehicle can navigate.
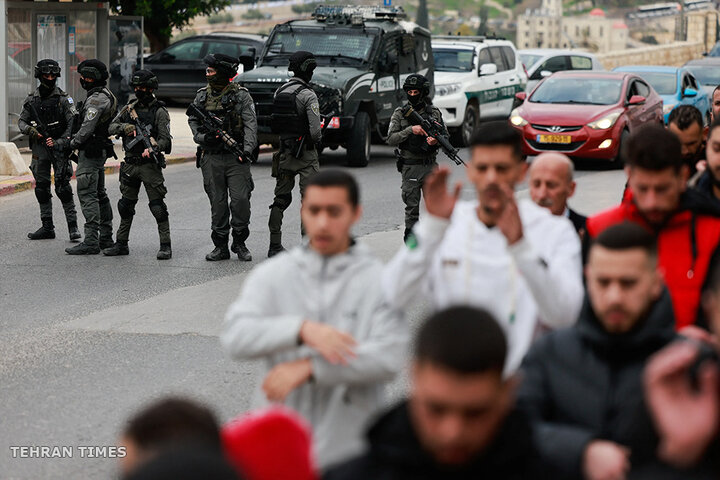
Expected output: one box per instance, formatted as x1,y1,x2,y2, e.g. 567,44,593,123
0,0,9,142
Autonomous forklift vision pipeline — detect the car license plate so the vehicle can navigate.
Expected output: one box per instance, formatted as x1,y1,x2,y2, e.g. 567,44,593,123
536,134,572,144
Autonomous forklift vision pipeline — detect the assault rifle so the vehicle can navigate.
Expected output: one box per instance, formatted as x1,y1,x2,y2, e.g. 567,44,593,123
114,103,166,168
293,113,334,159
186,103,247,162
26,101,72,181
402,106,465,166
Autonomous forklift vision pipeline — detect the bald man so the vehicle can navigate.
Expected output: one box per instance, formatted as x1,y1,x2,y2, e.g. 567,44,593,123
529,153,587,238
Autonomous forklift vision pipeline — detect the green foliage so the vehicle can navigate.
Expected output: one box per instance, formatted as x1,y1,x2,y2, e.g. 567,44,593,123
171,29,198,41
207,12,234,24
242,9,265,20
291,3,317,14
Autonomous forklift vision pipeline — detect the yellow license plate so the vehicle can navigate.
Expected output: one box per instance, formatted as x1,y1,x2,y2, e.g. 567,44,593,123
537,134,572,144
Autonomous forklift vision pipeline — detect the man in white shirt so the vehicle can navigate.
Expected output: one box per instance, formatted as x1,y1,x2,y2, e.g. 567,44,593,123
382,121,583,373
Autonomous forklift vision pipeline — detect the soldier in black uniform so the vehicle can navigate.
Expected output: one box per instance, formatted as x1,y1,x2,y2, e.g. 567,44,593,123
18,59,80,241
104,70,173,260
267,51,322,257
65,59,118,255
188,53,258,262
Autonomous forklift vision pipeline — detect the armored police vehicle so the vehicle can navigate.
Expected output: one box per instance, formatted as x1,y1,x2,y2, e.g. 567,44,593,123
235,5,434,167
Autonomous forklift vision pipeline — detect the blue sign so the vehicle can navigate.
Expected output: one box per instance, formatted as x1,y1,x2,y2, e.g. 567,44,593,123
68,26,76,55
384,0,391,5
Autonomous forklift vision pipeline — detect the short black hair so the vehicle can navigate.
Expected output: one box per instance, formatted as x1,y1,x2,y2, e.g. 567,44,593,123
668,104,703,131
623,124,683,172
713,84,720,98
415,306,507,375
123,397,221,452
302,169,360,207
471,121,523,161
592,221,657,259
708,116,720,139
124,447,241,480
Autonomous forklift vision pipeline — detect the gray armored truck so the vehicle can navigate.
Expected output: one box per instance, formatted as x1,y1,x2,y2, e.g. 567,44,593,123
235,5,434,167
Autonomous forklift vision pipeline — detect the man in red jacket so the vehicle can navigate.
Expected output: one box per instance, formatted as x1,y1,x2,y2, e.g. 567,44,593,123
587,124,720,330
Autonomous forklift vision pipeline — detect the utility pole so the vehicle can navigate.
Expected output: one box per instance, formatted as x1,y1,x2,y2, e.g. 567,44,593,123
417,0,429,28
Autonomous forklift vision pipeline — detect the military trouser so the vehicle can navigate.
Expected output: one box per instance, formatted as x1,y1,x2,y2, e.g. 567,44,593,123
401,162,437,232
116,160,170,244
29,150,77,228
75,151,114,247
200,151,254,247
268,148,319,246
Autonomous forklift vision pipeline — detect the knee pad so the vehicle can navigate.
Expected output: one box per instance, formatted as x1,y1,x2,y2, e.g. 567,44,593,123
148,199,169,223
34,181,52,204
117,197,137,219
270,193,292,211
55,182,73,204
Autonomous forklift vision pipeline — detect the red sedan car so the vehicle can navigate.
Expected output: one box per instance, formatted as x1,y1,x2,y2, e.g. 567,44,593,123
509,71,663,162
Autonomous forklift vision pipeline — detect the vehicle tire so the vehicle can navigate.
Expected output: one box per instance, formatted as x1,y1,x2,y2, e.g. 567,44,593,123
614,129,629,168
460,103,480,147
347,111,371,167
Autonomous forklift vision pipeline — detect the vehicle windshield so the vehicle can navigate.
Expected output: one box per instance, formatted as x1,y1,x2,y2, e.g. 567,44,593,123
262,28,377,66
685,66,720,86
433,48,474,72
530,77,623,105
520,53,543,70
625,71,677,95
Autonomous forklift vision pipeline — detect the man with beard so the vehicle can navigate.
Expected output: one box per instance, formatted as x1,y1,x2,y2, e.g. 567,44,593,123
587,125,720,330
383,122,583,374
387,74,447,242
692,118,720,209
667,105,706,176
188,53,257,262
518,222,694,480
18,59,80,242
105,70,172,260
65,59,117,255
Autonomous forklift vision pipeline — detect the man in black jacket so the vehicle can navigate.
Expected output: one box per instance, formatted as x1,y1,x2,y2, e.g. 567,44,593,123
517,222,693,480
324,306,544,480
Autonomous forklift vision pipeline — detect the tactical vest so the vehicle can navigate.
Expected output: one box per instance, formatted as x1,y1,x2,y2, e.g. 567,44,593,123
400,106,434,155
32,94,66,138
122,100,162,156
270,81,309,137
204,83,244,145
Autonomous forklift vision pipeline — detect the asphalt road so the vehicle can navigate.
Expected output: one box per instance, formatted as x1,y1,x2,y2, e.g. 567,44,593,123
0,142,626,479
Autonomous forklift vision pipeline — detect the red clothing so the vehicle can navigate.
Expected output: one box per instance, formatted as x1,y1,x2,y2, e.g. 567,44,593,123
587,192,720,330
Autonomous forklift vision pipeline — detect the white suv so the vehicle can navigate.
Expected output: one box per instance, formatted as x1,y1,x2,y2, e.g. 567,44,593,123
432,36,527,146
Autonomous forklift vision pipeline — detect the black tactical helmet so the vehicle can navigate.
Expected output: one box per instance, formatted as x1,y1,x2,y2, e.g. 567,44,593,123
288,51,317,75
77,59,109,81
34,59,61,79
203,53,239,78
403,74,430,97
130,69,159,90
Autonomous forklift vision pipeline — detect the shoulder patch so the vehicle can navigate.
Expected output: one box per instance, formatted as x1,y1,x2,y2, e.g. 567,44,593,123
85,108,98,121
310,103,320,116
67,97,74,104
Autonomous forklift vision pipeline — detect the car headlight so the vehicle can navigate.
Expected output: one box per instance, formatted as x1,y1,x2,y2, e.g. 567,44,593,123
436,83,462,97
663,104,676,115
587,112,621,130
510,108,528,127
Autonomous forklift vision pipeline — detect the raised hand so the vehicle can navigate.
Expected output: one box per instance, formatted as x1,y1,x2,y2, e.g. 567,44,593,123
495,184,523,245
422,167,462,220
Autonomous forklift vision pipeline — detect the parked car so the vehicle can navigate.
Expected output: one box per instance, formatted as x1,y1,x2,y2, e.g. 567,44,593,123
145,32,266,102
519,49,603,92
613,65,711,124
683,57,720,99
704,41,720,57
509,71,663,163
431,36,527,146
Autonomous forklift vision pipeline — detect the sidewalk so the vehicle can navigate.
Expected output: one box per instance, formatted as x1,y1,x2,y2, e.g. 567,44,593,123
0,106,273,197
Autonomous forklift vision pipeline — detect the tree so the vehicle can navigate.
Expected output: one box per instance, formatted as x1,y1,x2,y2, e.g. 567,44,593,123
110,0,232,52
476,0,489,35
416,0,429,29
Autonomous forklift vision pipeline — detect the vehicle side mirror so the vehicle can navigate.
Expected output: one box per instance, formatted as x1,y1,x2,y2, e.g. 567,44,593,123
238,54,254,73
479,63,498,76
627,95,646,105
159,52,174,63
540,70,552,78
515,92,527,102
683,87,698,97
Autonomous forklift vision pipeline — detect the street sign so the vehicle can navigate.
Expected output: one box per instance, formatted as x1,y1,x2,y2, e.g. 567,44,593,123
384,0,391,6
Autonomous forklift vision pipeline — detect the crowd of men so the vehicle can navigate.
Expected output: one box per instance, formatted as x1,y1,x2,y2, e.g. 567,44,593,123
16,51,720,478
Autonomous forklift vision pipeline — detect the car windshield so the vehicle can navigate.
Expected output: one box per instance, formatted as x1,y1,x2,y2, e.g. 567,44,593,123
627,71,677,95
433,48,474,72
262,29,377,66
520,53,543,70
685,66,720,86
530,77,623,105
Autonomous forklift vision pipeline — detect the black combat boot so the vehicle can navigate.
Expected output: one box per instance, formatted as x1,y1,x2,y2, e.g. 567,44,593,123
68,221,82,241
267,243,286,258
234,243,252,261
99,236,115,250
206,245,230,261
157,243,172,260
103,241,129,256
28,219,55,240
65,242,101,255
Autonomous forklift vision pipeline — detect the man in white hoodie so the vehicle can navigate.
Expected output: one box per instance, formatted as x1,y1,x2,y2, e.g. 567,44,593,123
383,121,583,373
222,169,408,470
